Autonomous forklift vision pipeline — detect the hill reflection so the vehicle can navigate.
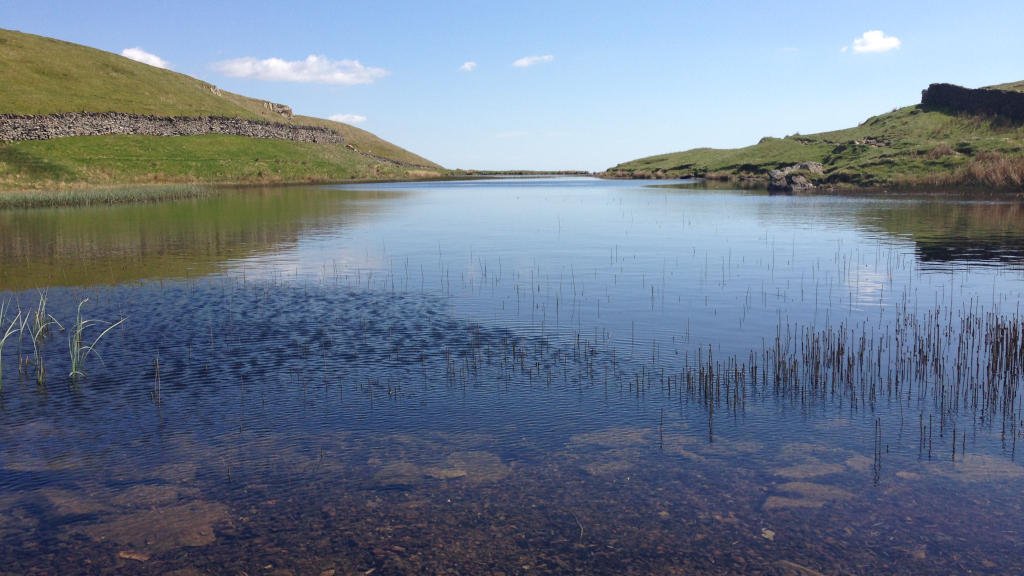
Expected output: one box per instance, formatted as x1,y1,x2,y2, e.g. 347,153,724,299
0,186,405,291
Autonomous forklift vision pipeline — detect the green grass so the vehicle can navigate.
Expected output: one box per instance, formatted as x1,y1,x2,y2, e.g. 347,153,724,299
0,134,441,194
606,102,1024,189
0,28,440,192
986,81,1024,93
290,115,439,168
0,29,264,119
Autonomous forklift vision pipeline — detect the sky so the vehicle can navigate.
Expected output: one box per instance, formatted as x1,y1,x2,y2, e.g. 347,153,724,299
3,0,1023,171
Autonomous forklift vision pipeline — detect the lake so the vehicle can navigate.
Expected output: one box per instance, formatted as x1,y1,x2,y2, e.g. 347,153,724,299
2,177,1024,575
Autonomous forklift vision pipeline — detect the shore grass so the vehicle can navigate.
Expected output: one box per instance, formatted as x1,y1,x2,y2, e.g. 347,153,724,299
0,184,216,209
0,134,443,204
605,104,1024,190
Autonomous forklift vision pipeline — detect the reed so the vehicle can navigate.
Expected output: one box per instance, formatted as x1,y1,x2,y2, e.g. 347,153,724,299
151,352,161,405
31,290,54,342
67,298,126,381
0,300,23,391
27,291,61,386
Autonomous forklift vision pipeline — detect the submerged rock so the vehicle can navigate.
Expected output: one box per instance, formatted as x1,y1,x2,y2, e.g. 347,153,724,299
769,560,827,576
425,451,510,484
582,458,634,477
118,550,150,562
569,427,650,448
38,488,113,517
372,462,424,488
844,455,873,473
763,481,854,510
424,466,468,480
146,462,200,484
772,460,846,480
109,485,200,509
928,453,1024,482
75,501,230,554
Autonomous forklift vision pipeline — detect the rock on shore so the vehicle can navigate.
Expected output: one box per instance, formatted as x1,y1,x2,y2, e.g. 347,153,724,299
768,162,824,192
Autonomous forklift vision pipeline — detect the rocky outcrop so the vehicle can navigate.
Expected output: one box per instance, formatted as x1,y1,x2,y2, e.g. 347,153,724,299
768,162,824,192
262,101,293,118
0,112,342,144
921,83,1024,123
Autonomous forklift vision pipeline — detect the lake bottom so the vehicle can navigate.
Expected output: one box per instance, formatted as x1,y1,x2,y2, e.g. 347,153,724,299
1,277,1022,575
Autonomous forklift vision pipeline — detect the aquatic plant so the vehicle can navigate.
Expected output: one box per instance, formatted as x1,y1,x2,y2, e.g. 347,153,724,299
0,300,23,391
151,352,161,405
29,319,54,386
27,291,62,386
31,289,54,342
68,298,126,381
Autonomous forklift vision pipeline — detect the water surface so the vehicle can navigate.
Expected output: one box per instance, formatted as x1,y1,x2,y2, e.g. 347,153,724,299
2,178,1023,574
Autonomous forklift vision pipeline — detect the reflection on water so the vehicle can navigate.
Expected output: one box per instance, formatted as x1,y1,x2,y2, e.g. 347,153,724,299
2,178,1024,574
858,198,1024,267
0,186,407,290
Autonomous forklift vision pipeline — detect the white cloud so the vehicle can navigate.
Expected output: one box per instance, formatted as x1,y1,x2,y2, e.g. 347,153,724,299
212,55,389,85
329,113,367,124
460,61,477,72
121,47,170,69
513,54,554,68
848,30,901,54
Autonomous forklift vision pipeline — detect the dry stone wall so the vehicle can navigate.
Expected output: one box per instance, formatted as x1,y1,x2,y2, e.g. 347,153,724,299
921,83,1024,123
0,112,343,144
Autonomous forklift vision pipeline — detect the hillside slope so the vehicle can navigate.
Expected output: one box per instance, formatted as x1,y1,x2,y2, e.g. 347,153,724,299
0,29,440,191
604,84,1024,191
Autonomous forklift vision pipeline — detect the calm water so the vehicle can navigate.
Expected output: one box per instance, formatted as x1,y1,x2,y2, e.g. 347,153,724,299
2,178,1024,574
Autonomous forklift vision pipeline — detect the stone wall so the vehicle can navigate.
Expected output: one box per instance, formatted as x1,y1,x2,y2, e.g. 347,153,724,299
920,83,1024,123
0,112,343,144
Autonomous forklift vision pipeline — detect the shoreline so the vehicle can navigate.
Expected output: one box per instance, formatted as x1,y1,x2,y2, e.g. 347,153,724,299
0,174,449,209
649,178,1024,200
598,172,1024,196
5,172,1022,210
0,171,605,209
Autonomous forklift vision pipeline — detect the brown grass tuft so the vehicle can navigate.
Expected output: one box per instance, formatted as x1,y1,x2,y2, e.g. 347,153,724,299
959,152,1024,188
926,143,956,159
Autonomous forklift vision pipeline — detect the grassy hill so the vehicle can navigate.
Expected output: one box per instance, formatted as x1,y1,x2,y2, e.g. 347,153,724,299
605,87,1024,191
0,29,440,194
986,81,1024,93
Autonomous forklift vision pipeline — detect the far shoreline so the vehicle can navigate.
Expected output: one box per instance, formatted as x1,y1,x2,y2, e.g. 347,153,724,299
0,171,598,209
646,177,1024,200
5,171,1023,210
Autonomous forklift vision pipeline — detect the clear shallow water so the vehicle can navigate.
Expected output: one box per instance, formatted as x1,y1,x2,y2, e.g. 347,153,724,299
2,178,1024,574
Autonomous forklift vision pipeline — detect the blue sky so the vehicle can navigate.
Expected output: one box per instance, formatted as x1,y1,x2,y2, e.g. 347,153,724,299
3,0,1022,170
